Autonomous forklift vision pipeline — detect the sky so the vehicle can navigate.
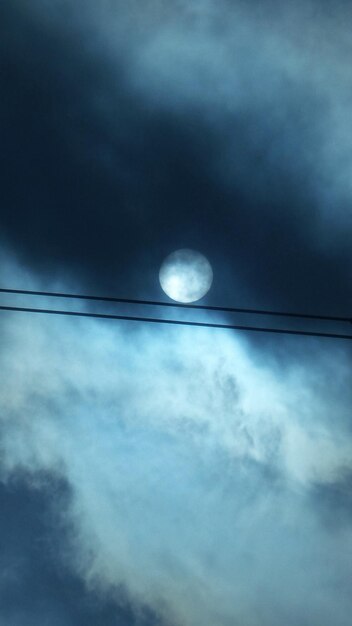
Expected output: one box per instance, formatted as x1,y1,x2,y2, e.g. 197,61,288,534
0,1,351,625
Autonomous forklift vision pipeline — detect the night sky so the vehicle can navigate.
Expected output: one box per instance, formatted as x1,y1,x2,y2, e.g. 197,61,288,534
0,2,351,625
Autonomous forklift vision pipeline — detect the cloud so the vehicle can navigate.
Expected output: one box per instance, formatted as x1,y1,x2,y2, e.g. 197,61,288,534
0,479,146,626
1,0,350,322
27,0,352,236
1,3,351,623
1,254,351,626
119,0,352,234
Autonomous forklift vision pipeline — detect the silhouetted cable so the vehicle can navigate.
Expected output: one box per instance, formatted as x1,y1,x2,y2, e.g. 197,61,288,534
0,305,351,340
0,287,350,324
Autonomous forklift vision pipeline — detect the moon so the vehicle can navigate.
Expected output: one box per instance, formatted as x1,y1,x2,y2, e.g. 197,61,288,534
159,249,213,303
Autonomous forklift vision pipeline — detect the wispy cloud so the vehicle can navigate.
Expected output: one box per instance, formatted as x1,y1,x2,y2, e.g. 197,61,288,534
1,2,351,623
1,255,351,626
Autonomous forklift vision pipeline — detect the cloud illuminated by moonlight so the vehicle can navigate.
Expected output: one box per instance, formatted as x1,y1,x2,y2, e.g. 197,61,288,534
0,252,352,626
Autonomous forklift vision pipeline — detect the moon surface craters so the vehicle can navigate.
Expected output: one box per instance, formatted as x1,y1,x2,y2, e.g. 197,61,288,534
159,249,213,303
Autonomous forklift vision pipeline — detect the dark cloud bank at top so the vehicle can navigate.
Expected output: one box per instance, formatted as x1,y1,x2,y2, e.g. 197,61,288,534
0,0,351,310
0,2,352,626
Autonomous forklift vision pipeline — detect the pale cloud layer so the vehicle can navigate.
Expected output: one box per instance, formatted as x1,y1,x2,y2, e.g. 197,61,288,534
1,254,351,626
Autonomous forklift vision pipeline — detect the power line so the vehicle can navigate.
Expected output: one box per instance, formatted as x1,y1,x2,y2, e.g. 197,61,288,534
0,287,350,324
0,304,351,340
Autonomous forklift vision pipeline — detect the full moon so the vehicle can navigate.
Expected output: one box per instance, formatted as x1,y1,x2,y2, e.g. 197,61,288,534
159,249,213,303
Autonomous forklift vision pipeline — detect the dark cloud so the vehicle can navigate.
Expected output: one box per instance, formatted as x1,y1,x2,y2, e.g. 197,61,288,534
0,1,350,316
0,2,351,625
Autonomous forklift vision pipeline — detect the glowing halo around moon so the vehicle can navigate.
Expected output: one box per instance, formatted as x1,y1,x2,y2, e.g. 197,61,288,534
159,249,213,303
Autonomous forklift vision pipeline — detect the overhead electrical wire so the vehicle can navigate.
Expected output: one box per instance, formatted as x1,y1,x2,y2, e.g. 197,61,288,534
0,304,351,340
0,287,350,324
